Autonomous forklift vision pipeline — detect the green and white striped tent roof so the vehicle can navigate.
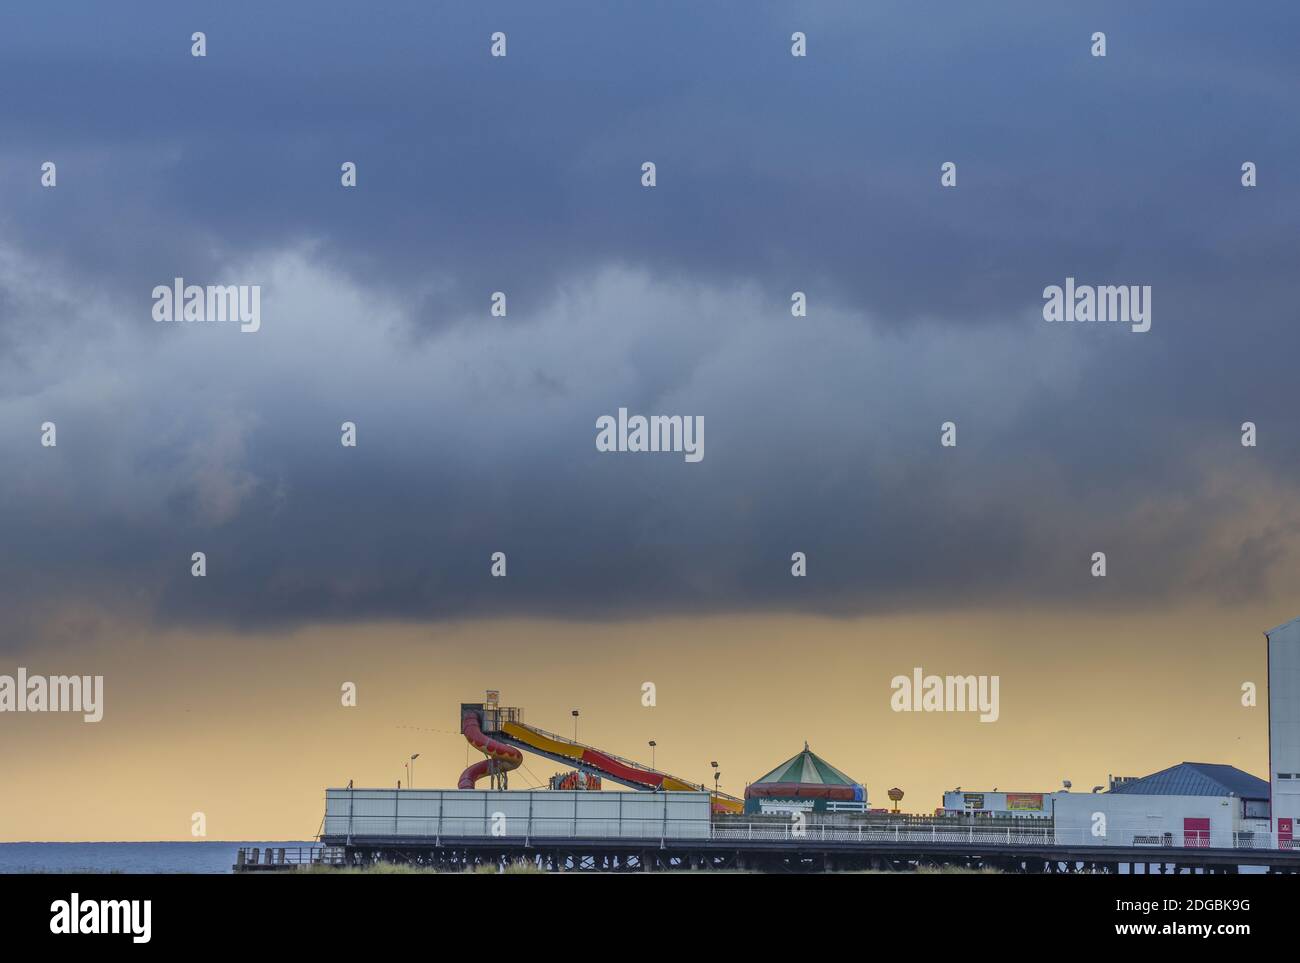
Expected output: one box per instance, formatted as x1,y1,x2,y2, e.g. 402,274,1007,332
752,743,858,786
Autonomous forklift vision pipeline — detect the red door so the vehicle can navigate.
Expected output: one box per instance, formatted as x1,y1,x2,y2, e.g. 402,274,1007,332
1183,817,1210,847
1280,818,1294,851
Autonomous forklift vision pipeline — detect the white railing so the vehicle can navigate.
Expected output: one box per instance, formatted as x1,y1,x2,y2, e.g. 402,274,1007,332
710,823,1278,850
323,816,1290,851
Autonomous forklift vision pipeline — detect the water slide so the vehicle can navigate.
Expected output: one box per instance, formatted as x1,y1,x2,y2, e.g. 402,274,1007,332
458,705,742,813
457,708,523,789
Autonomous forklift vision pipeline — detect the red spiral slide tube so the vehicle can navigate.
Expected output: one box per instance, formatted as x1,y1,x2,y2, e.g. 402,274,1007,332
458,709,523,789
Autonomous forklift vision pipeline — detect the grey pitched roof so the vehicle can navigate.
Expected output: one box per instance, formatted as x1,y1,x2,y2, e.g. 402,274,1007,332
1266,614,1300,636
1110,762,1268,799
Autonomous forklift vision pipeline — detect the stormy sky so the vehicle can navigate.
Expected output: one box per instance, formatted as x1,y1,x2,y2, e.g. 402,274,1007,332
5,1,1300,843
3,0,1300,650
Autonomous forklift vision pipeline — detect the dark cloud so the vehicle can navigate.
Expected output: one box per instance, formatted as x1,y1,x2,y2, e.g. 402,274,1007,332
4,1,1296,326
2,1,1300,646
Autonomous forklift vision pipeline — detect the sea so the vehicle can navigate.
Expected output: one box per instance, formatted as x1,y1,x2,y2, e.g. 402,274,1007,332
0,842,316,874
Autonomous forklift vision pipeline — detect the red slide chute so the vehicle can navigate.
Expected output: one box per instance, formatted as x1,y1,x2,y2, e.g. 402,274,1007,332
458,709,522,789
579,747,666,790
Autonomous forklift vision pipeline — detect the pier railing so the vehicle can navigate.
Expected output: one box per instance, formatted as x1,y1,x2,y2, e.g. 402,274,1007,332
709,823,1280,850
235,846,346,869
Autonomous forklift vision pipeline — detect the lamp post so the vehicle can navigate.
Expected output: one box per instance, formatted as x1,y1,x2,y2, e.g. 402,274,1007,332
410,753,420,789
571,709,580,742
710,760,720,800
649,740,657,770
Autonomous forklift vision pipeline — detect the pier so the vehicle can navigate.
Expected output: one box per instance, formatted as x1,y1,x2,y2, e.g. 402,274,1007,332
235,820,1300,873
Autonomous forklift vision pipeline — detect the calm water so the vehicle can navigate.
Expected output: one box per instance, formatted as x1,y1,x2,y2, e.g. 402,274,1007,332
0,842,315,874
